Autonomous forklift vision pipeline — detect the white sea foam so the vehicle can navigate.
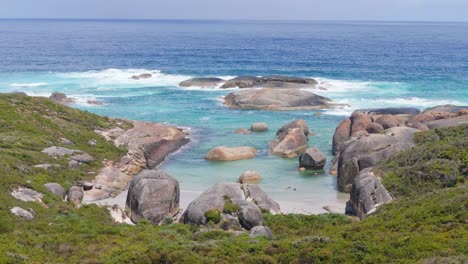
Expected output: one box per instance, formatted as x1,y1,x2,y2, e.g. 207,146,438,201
10,82,48,87
58,68,191,88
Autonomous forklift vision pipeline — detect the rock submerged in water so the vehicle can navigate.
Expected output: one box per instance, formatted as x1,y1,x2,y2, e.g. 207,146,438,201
299,147,327,170
179,77,225,88
125,170,180,225
131,73,152,80
251,122,268,132
181,183,280,229
224,88,334,111
270,120,309,158
205,146,257,161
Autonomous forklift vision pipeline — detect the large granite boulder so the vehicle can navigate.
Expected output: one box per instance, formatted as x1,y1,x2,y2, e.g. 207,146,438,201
356,107,421,116
375,114,404,129
224,88,334,111
205,146,257,161
270,120,309,158
337,127,419,192
10,207,35,220
179,77,225,88
350,112,373,136
221,76,261,88
182,183,280,227
249,226,273,239
221,75,318,89
67,186,83,206
299,147,327,170
11,187,43,203
270,128,308,158
423,104,468,114
424,116,468,129
332,118,351,155
348,169,392,219
43,183,66,199
125,170,180,225
238,170,262,184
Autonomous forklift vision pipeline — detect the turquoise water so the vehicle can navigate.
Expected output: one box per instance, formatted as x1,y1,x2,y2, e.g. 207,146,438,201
1,20,467,213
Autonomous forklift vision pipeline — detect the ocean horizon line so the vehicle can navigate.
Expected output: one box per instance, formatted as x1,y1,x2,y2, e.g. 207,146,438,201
0,17,467,24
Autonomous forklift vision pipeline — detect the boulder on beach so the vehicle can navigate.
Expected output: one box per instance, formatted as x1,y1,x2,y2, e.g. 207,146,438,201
375,114,404,129
125,170,180,225
337,127,419,192
299,147,327,170
239,170,262,184
224,88,334,111
350,112,373,136
205,146,257,161
356,107,421,116
179,77,225,88
270,120,309,158
424,115,468,129
181,183,280,229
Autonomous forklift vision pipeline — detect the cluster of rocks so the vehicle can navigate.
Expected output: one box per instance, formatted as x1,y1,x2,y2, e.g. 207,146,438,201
179,75,319,89
179,75,342,111
331,105,468,219
234,122,268,135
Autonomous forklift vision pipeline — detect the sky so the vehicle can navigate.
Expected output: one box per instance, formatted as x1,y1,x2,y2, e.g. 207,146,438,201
1,0,468,22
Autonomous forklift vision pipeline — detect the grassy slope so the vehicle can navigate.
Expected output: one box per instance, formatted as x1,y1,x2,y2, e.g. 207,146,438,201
0,94,467,263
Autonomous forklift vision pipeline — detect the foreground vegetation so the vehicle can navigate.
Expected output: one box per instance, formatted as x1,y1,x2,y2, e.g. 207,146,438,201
0,94,467,263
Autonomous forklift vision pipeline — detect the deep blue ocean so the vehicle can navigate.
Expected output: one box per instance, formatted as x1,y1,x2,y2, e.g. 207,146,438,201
1,19,467,213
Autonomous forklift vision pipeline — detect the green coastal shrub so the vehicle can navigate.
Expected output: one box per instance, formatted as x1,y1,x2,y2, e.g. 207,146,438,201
204,209,221,224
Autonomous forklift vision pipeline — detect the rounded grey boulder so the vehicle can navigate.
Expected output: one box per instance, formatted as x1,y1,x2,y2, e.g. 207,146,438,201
67,186,83,206
299,147,327,170
224,88,334,111
125,170,180,225
43,183,66,199
249,226,273,239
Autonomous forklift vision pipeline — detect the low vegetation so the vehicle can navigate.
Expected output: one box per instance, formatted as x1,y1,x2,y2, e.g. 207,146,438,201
0,94,466,263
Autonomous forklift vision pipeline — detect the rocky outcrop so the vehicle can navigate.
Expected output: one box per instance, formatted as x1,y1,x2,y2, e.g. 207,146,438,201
251,122,268,132
238,171,262,184
337,127,418,192
348,169,392,219
125,170,180,225
41,146,81,157
43,183,66,199
10,207,35,220
299,147,327,170
234,128,252,135
332,106,468,157
182,183,280,229
11,187,43,203
67,186,84,206
179,77,225,88
270,120,309,158
49,92,75,105
205,146,257,161
224,88,335,111
85,121,188,201
221,75,317,89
